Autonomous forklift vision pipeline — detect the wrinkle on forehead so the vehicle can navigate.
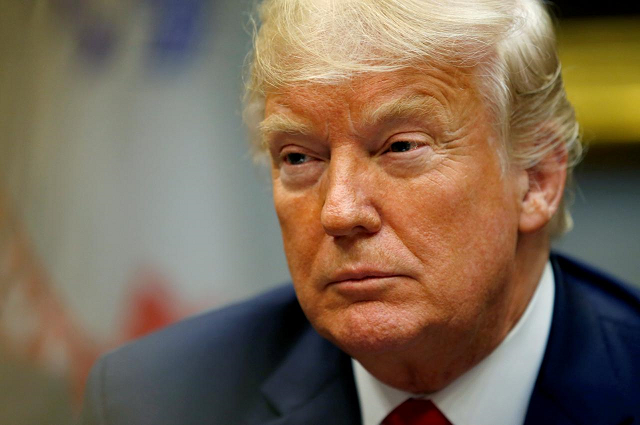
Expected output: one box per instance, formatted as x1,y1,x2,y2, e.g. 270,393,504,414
264,85,359,142
262,65,480,144
348,67,477,123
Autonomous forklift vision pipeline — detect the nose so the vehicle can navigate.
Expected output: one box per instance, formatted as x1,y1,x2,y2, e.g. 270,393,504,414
320,156,382,237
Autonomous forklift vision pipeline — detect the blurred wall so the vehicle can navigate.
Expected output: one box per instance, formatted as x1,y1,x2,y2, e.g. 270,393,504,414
552,15,640,285
1,0,290,343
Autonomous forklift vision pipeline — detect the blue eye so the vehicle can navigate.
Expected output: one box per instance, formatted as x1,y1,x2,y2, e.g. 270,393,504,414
285,153,309,165
389,141,416,153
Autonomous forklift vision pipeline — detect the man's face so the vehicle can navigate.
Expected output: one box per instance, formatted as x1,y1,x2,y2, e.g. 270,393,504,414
263,66,527,368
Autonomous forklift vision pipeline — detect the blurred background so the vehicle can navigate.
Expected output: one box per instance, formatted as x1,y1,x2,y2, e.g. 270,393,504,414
0,0,638,423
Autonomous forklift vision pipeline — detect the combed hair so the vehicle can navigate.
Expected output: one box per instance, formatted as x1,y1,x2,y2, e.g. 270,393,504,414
243,0,582,237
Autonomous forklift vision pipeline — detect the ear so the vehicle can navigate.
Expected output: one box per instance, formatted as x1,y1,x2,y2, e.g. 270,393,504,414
519,146,568,234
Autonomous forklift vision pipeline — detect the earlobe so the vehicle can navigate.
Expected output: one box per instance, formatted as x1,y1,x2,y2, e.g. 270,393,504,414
518,147,568,234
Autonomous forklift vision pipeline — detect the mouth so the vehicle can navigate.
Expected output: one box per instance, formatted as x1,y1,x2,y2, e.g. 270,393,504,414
326,270,407,299
329,270,398,285
326,268,407,288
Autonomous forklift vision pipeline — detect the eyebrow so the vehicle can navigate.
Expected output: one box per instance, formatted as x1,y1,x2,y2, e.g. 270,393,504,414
258,94,446,149
361,95,445,128
258,114,314,148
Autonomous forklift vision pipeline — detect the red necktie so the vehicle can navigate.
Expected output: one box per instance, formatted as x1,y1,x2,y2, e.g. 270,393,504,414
381,398,452,425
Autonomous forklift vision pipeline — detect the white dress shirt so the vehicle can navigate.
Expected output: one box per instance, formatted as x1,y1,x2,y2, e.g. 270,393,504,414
353,262,555,425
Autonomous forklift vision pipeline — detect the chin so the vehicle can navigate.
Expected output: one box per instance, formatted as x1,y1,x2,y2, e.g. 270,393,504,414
313,301,428,356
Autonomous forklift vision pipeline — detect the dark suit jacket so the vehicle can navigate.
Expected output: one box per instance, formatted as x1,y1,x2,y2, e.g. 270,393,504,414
81,254,640,425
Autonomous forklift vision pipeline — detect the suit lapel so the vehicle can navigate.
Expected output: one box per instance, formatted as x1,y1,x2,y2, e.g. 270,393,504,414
525,255,634,425
260,325,361,425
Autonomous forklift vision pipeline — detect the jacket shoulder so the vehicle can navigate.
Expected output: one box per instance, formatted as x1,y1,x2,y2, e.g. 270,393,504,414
553,253,640,325
81,284,307,425
527,254,640,424
553,254,640,388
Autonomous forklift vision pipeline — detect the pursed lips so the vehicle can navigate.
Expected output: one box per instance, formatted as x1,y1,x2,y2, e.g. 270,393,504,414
326,269,404,286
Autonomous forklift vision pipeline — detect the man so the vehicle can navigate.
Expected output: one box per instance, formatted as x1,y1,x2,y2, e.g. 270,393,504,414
82,0,640,424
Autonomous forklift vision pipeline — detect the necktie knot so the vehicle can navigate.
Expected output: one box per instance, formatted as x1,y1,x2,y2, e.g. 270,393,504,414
381,398,452,425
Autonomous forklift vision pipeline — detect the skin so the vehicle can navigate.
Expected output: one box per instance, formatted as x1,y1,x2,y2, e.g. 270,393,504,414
262,65,566,393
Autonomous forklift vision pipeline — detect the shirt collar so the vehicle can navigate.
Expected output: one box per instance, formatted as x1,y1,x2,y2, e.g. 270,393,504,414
353,261,555,425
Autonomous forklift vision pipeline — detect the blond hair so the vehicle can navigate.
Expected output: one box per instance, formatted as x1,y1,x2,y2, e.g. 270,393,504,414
244,0,582,237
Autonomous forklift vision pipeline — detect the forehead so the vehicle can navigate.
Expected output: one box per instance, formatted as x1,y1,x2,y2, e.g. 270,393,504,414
262,65,481,131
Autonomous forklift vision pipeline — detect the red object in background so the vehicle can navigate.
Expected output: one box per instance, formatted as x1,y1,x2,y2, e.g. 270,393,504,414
73,268,193,407
1,191,203,411
120,268,187,341
0,224,194,409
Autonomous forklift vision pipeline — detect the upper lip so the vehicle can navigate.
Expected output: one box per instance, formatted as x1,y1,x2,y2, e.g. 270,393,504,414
328,268,399,285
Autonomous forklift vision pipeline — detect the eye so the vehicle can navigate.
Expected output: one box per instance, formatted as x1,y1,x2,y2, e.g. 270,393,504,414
387,141,420,153
284,152,310,165
277,149,324,188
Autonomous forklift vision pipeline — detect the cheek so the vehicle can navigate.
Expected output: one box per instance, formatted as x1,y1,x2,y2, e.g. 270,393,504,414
274,190,330,327
404,151,515,236
384,171,473,253
388,160,519,303
273,183,323,275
